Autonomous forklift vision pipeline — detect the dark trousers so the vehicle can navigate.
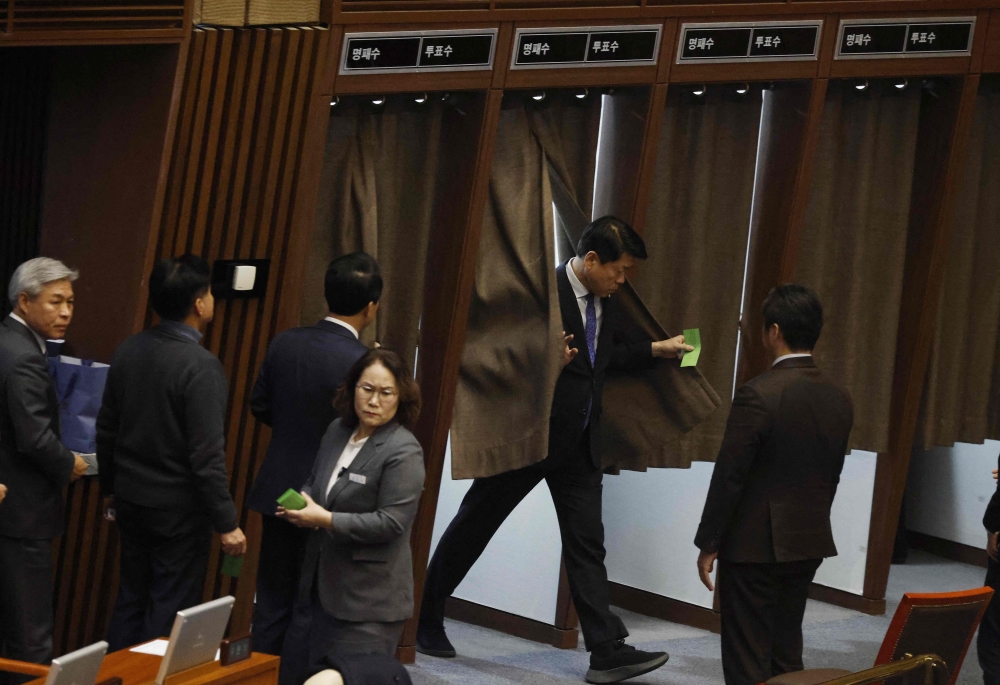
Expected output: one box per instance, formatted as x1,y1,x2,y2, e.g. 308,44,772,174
252,515,311,656
107,500,212,652
718,558,822,685
979,558,1000,685
421,432,627,651
0,536,54,684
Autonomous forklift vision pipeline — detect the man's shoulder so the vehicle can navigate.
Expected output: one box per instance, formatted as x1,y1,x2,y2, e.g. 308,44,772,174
0,325,42,369
270,324,366,360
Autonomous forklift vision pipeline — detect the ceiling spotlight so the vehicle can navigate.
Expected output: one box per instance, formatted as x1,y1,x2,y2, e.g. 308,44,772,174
692,84,707,97
531,90,546,102
735,83,750,95
329,96,340,107
414,92,429,104
371,95,386,106
894,78,908,90
854,80,869,91
575,88,589,100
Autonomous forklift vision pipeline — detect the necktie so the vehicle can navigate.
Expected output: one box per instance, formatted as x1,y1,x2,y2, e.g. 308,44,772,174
584,293,597,366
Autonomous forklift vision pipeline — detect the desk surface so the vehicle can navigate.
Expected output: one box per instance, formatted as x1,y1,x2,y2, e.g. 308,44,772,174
29,651,279,685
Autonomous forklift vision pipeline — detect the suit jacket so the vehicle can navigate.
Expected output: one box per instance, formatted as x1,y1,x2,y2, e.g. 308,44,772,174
695,357,854,563
248,320,367,515
984,457,1000,534
550,263,654,467
0,317,75,538
300,419,425,623
96,323,238,534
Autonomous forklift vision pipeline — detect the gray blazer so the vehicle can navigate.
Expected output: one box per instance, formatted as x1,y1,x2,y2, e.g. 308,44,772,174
300,418,425,623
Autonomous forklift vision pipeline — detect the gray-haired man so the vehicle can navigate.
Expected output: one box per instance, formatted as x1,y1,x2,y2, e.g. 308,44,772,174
0,257,87,678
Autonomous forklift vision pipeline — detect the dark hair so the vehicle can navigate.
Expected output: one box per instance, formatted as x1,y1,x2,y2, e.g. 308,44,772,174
334,349,421,429
149,254,211,321
325,253,383,317
575,215,648,263
762,284,824,352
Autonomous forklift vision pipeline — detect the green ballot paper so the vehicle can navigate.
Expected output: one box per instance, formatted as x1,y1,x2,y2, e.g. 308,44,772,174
680,328,702,368
277,488,307,511
222,554,244,578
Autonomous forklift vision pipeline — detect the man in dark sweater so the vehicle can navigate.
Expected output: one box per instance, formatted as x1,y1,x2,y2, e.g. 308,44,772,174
97,254,246,651
247,253,378,680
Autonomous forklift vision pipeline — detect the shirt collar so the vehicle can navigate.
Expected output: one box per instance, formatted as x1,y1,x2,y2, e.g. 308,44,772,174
8,313,48,355
159,319,204,343
566,259,592,301
324,317,359,339
773,353,813,367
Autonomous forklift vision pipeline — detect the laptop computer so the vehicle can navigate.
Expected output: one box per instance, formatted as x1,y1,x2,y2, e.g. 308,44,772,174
44,642,108,685
155,596,236,685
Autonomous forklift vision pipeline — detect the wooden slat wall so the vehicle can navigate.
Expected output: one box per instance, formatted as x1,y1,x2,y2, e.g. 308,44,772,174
149,25,330,635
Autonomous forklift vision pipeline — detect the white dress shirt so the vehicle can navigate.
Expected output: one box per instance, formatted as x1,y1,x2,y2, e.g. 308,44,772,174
772,353,813,367
566,260,602,350
324,316,359,339
324,429,370,499
8,313,47,355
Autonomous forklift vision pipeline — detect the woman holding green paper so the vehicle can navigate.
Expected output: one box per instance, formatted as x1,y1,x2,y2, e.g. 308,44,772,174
277,349,424,670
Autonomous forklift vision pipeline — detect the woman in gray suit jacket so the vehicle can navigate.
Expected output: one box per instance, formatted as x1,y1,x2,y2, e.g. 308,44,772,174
278,349,425,670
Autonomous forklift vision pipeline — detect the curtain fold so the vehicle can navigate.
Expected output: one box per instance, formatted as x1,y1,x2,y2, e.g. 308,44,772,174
919,85,1000,448
303,99,443,372
793,81,922,454
626,87,762,466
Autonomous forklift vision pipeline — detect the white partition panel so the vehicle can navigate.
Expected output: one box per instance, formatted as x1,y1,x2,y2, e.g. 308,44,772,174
430,438,563,624
813,450,877,595
907,440,1000,548
602,462,716,608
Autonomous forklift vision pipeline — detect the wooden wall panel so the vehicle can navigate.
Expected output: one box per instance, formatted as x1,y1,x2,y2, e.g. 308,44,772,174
147,24,330,634
1,0,185,44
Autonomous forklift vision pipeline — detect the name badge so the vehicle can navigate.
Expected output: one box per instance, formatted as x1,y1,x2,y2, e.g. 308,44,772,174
349,473,367,485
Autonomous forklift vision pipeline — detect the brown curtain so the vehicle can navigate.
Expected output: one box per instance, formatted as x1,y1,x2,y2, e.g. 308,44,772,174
919,83,1000,448
303,98,443,372
627,86,763,466
793,81,922,454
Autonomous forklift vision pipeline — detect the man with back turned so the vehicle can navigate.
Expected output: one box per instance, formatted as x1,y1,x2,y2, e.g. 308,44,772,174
0,258,88,680
247,253,379,682
98,254,246,651
418,216,692,684
695,284,853,685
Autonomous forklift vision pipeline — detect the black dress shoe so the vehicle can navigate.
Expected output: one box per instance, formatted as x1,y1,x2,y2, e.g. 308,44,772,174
415,623,457,658
586,640,669,684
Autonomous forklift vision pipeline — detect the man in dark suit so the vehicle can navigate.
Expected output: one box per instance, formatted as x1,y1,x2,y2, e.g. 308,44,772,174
695,284,854,685
97,254,246,651
978,463,1000,685
418,217,691,684
248,253,379,666
0,258,88,679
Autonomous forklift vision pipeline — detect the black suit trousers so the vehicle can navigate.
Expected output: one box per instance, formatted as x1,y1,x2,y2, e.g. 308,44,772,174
718,558,822,685
421,431,626,651
979,557,1000,685
252,515,311,656
107,500,212,651
0,536,54,685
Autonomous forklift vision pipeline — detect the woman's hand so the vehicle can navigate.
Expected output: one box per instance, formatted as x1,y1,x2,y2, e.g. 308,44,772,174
277,492,333,530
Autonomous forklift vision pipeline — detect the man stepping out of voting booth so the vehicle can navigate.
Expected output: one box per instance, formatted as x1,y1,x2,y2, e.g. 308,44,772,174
418,217,693,685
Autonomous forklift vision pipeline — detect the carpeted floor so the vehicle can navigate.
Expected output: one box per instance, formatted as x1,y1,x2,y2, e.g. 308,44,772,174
406,550,988,685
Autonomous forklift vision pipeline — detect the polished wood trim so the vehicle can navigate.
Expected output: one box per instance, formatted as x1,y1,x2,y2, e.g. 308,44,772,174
808,583,887,615
983,9,1000,72
908,530,988,569
863,73,982,600
334,70,494,94
504,64,658,88
609,582,721,634
444,597,581,649
0,659,49,678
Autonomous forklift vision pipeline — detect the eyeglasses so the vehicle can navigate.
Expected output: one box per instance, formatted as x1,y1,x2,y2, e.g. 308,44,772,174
356,383,398,402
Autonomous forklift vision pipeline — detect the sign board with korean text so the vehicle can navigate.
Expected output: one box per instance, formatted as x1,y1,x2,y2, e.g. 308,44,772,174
510,25,662,70
339,28,497,75
835,17,975,59
676,20,822,64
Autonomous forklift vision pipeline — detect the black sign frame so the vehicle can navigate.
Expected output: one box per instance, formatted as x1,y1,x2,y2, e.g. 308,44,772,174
339,28,498,75
676,20,823,64
834,17,976,60
509,25,663,70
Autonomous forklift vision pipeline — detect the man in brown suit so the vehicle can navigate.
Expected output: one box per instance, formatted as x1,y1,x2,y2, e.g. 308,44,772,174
694,284,853,685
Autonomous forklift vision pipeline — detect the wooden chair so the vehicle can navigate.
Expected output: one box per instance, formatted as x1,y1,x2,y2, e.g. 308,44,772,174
0,658,50,680
767,588,994,685
811,654,948,685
